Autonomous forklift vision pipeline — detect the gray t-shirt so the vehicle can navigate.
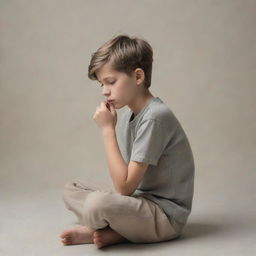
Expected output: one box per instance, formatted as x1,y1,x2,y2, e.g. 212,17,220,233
118,96,195,233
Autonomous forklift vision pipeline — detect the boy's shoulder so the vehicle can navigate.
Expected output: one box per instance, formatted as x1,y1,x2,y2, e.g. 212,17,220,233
140,97,179,128
120,97,181,131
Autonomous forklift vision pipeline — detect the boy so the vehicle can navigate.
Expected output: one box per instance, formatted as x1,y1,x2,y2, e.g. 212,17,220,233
60,34,195,249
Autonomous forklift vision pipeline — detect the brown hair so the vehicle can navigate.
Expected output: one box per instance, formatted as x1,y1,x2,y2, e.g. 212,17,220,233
88,34,153,89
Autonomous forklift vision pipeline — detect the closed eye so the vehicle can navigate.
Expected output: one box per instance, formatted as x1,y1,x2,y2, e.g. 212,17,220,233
100,81,115,87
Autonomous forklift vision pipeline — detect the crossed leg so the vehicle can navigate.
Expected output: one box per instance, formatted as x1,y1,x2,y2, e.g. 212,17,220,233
60,181,129,248
60,181,178,249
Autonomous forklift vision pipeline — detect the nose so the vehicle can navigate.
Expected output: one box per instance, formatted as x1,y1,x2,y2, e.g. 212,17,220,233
102,86,110,97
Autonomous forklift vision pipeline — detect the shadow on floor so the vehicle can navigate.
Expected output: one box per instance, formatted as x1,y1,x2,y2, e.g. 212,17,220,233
178,222,223,240
96,222,223,251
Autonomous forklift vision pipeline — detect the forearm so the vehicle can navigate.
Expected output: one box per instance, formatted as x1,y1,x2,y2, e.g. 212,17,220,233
101,127,128,193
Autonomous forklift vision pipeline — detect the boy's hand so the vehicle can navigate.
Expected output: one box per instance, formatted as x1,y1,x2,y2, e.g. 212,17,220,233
93,101,117,130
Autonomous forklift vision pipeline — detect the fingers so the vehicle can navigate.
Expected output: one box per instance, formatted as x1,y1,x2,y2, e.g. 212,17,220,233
101,101,107,108
95,101,112,113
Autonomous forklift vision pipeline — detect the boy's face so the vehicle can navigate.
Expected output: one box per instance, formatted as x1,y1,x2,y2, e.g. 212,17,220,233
95,62,143,110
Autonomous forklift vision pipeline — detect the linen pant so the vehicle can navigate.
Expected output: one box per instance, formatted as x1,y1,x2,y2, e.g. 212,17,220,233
62,180,180,243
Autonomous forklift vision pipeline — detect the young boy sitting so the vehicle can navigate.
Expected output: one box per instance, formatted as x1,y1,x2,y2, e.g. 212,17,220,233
60,34,195,249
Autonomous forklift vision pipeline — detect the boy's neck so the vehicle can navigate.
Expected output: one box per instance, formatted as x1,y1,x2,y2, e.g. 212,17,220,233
128,90,155,118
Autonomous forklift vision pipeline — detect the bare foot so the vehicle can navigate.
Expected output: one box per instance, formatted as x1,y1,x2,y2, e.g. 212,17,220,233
93,226,129,249
60,225,94,245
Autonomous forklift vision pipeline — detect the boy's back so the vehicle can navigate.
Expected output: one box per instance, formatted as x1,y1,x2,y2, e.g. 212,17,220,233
119,96,195,233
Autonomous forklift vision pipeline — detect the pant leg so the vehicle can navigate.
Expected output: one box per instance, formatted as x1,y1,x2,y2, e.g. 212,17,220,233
62,180,180,243
62,180,114,224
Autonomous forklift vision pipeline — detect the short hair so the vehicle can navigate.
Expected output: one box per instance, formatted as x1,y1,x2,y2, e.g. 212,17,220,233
88,34,153,89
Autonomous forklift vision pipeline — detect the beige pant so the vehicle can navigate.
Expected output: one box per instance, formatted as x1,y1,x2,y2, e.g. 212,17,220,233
62,180,180,243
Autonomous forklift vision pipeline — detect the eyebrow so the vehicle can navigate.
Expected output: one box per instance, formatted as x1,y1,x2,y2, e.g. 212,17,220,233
98,76,115,83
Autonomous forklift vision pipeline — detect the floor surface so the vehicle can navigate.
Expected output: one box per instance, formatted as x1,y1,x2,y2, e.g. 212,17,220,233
1,166,255,256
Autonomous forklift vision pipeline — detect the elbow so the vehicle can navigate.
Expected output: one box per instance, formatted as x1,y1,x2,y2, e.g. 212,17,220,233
119,191,133,196
117,182,135,196
119,190,132,196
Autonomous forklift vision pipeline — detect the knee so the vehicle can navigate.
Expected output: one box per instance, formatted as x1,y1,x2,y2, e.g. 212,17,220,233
83,190,113,216
62,181,77,202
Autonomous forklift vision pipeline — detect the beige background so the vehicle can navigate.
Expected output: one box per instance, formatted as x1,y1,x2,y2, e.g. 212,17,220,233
1,0,255,255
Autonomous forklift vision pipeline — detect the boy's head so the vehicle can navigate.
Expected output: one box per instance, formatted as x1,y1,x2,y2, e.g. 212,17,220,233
88,34,153,109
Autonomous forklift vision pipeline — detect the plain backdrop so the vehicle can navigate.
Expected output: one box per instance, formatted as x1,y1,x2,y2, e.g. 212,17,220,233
0,0,255,255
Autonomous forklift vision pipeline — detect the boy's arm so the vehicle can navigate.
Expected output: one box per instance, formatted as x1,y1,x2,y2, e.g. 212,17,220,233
102,127,148,196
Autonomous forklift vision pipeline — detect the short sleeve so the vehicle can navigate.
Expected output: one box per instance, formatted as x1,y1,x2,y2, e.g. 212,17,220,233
130,119,176,166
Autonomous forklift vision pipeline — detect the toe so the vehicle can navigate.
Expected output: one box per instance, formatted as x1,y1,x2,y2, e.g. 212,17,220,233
94,231,101,238
62,237,71,244
60,231,69,238
65,239,72,245
61,235,69,241
61,240,67,245
95,241,103,249
94,237,100,244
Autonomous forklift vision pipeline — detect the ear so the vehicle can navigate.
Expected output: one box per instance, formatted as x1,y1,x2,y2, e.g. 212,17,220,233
134,68,145,85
